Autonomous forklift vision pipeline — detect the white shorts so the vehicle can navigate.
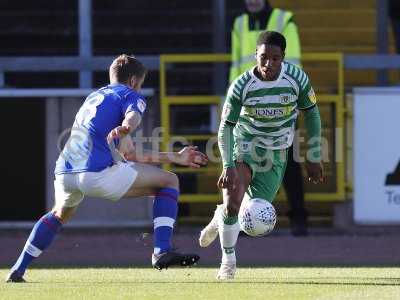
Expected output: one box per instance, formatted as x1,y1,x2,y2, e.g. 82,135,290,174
54,161,138,208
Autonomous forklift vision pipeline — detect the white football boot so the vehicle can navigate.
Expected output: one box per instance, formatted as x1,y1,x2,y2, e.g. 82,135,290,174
216,262,236,280
199,205,222,247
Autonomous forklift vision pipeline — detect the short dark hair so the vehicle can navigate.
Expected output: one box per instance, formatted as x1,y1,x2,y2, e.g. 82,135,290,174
256,31,286,52
109,54,147,83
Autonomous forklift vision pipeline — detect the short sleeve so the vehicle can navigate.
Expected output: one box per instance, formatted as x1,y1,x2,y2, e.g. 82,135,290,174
122,92,147,116
297,74,317,110
221,80,243,123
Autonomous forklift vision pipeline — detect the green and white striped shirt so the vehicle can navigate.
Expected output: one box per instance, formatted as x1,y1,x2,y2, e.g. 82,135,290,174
221,62,317,150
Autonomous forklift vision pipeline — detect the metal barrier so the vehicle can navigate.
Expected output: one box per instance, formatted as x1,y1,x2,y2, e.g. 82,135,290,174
160,53,345,202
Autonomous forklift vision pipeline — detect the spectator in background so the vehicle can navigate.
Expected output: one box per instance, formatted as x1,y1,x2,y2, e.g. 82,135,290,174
230,0,308,235
389,0,400,53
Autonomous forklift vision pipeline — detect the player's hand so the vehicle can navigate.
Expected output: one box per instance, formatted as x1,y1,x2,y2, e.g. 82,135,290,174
176,146,208,168
118,135,135,157
107,125,131,144
217,167,239,190
305,161,324,184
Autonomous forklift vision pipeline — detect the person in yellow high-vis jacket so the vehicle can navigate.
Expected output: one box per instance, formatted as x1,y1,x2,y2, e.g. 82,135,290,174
229,0,309,236
230,0,301,82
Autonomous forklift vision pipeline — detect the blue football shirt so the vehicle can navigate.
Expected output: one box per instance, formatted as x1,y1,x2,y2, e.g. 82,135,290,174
55,83,146,175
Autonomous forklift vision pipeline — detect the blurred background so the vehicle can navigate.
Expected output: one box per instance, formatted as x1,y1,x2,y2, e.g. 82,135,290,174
0,0,400,260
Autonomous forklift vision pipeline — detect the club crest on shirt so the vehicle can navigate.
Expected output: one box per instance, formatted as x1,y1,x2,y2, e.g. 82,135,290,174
280,94,296,104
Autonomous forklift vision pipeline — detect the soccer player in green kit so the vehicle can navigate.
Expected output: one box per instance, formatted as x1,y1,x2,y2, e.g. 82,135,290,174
199,31,324,279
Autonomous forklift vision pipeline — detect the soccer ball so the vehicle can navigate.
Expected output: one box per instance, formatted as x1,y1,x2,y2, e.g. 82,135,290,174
238,198,276,237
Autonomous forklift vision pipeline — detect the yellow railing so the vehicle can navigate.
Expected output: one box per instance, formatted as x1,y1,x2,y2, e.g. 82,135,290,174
160,53,345,202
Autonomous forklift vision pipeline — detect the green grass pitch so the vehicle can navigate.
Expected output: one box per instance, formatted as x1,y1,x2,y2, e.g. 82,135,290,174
1,267,399,299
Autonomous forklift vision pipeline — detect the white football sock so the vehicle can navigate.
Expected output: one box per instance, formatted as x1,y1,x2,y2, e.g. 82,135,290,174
218,211,240,264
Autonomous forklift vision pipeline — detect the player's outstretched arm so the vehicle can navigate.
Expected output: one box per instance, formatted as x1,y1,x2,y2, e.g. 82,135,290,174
302,105,324,184
124,146,208,168
108,112,207,167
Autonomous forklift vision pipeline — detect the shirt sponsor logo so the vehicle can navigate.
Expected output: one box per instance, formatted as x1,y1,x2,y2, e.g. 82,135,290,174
255,108,285,117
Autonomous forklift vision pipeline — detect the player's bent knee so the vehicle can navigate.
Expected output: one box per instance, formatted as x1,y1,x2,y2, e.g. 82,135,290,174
163,172,179,190
52,206,77,224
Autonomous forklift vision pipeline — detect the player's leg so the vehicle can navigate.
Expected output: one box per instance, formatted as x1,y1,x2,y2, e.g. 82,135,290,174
247,149,288,203
199,204,223,247
216,148,286,279
217,161,252,279
199,156,252,249
107,162,199,269
6,174,82,283
52,205,79,223
122,162,179,197
200,139,257,249
124,163,179,253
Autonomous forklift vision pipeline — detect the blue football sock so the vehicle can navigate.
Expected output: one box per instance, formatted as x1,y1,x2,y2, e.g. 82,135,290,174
153,187,178,255
11,212,62,275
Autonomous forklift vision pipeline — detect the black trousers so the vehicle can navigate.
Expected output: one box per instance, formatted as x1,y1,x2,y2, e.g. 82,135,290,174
282,146,308,223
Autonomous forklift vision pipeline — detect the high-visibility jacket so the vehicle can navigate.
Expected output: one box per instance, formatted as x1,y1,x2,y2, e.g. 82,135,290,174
229,8,302,82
